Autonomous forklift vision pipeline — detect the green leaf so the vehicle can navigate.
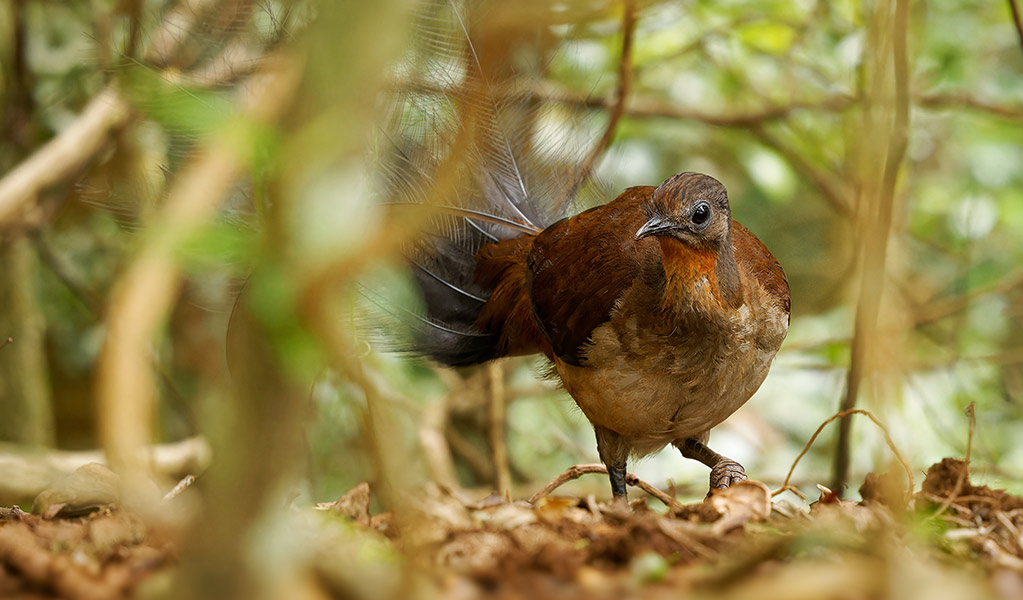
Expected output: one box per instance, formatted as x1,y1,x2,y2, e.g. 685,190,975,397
738,21,796,55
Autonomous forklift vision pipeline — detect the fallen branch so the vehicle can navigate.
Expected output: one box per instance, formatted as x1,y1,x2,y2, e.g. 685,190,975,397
528,463,684,511
0,436,210,504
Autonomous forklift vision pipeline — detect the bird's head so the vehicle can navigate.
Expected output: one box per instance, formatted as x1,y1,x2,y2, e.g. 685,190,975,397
635,172,732,249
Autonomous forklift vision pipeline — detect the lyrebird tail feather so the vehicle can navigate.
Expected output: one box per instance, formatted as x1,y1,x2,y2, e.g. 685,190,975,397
375,0,606,366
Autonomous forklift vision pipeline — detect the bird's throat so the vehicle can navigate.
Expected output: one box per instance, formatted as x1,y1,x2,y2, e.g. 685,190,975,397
657,237,742,309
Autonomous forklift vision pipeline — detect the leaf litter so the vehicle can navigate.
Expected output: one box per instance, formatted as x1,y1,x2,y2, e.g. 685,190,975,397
2,458,1023,599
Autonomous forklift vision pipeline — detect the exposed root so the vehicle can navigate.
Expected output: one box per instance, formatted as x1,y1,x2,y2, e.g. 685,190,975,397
773,408,913,501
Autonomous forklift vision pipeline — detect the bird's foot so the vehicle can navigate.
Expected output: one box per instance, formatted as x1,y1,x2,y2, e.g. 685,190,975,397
709,459,747,491
609,494,631,511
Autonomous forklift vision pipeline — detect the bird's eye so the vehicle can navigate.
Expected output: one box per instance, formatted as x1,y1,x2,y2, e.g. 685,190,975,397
691,201,712,228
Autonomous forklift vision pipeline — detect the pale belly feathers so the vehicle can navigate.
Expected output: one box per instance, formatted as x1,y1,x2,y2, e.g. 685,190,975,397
554,276,788,458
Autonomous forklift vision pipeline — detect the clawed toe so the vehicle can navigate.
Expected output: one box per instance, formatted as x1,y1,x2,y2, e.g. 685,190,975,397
709,460,747,490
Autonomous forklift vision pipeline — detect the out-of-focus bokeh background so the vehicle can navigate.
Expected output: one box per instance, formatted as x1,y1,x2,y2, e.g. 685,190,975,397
1,0,1022,597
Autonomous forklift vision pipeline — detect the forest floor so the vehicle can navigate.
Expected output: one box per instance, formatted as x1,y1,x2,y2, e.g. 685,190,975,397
1,458,1022,600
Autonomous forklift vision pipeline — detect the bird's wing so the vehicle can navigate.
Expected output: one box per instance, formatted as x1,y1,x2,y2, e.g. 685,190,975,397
526,186,658,365
731,220,791,318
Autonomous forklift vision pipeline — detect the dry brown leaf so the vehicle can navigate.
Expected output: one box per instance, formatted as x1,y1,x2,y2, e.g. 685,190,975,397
324,482,372,526
709,480,772,535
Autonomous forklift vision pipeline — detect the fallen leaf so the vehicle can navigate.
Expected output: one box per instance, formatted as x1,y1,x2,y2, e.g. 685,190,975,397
709,480,772,535
325,482,371,526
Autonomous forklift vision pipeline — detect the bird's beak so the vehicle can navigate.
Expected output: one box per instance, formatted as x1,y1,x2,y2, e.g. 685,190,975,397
635,215,673,240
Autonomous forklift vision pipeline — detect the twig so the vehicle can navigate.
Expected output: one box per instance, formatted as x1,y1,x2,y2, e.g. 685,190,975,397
176,42,267,88
995,511,1023,553
772,483,808,500
91,0,115,69
931,403,976,519
748,124,852,216
1009,0,1023,57
656,519,718,560
398,77,858,128
30,231,104,315
916,92,1023,122
0,336,11,350
914,268,1023,327
487,361,511,498
630,14,785,78
162,474,197,502
11,0,29,101
125,0,142,58
922,492,970,514
566,0,636,202
925,492,1010,508
399,72,1022,126
539,83,857,127
528,463,684,511
142,0,233,70
529,465,606,503
773,408,914,502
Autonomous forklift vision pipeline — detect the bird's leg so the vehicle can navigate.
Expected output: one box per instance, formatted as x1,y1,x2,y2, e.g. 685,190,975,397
594,426,630,501
676,436,747,491
607,463,627,499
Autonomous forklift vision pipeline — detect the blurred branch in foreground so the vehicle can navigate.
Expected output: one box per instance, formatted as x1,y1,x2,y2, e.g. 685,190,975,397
832,0,911,494
0,0,54,448
174,0,418,596
0,88,130,227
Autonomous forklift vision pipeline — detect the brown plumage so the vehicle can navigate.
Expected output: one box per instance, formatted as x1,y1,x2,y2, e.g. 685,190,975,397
413,172,789,498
